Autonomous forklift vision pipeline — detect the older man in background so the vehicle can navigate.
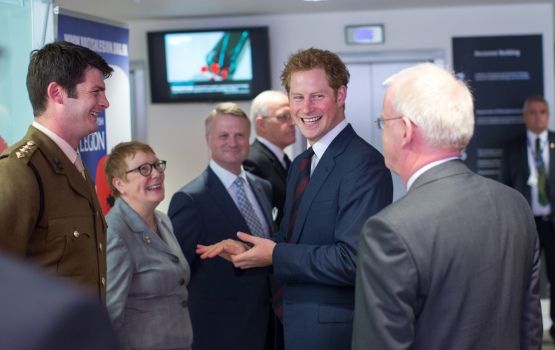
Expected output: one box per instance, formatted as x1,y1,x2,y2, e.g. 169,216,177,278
244,90,296,226
352,63,542,349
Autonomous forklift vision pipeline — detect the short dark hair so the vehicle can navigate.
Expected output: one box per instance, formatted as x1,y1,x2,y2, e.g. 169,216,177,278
523,95,548,112
26,41,113,117
280,47,350,97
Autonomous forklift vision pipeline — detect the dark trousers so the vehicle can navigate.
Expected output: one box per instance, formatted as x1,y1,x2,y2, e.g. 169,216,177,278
535,216,555,330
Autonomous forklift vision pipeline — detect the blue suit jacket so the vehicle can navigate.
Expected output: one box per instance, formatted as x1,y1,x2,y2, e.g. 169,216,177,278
106,198,193,350
168,167,275,350
272,124,393,350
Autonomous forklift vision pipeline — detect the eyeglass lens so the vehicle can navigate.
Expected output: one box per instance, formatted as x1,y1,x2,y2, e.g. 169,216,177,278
138,161,166,176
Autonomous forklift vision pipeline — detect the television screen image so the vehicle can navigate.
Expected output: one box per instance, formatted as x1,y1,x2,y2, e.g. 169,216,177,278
148,26,271,103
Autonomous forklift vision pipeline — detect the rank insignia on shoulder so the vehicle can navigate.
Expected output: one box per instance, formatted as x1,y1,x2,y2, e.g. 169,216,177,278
16,140,36,159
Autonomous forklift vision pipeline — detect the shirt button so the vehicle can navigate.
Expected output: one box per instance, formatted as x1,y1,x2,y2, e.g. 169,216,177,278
98,243,103,251
73,231,80,238
181,300,188,308
101,277,106,286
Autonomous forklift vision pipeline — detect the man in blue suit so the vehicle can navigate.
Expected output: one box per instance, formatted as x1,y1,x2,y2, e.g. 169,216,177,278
198,48,393,350
168,102,275,350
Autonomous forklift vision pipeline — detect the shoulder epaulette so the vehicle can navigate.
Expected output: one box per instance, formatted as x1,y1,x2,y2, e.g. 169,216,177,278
1,140,44,226
15,140,37,159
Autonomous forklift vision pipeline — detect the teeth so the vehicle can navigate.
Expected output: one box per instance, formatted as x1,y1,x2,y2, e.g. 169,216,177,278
302,117,321,124
91,112,98,116
147,184,161,190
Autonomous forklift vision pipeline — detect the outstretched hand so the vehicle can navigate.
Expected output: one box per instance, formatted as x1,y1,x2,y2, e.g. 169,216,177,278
196,232,276,269
196,236,249,262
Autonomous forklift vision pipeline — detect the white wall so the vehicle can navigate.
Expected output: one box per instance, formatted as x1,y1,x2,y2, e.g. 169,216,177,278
127,4,554,213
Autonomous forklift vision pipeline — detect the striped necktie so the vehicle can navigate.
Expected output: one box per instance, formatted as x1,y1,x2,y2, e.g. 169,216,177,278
273,147,314,321
536,137,549,205
234,177,265,237
74,153,86,180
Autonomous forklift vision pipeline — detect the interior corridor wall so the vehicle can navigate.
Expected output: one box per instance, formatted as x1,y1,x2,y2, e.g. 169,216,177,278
127,4,554,213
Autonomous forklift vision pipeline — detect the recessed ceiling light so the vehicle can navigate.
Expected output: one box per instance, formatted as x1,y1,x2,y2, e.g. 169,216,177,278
304,0,328,2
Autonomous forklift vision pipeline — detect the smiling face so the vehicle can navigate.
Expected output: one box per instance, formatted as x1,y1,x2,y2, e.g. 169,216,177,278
289,68,346,145
206,113,250,174
63,67,110,146
116,151,165,213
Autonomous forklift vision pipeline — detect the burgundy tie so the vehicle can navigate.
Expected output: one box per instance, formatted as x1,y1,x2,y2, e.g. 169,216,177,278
273,147,314,321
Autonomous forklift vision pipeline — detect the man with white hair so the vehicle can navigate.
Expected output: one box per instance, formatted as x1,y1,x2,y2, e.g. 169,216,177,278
244,90,296,226
352,63,542,349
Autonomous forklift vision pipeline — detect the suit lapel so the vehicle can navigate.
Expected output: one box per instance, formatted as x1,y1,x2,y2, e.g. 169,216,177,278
115,198,175,256
548,132,555,201
204,168,249,233
289,125,355,243
246,173,274,230
255,140,288,181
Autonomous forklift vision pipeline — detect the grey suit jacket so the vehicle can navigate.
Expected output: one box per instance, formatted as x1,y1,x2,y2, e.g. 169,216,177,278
106,198,192,350
353,160,542,350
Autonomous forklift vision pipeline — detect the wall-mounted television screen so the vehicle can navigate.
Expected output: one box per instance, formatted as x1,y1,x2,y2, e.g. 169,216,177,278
147,26,271,103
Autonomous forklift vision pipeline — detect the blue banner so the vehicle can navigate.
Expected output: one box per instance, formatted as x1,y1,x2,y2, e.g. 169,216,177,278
57,10,130,214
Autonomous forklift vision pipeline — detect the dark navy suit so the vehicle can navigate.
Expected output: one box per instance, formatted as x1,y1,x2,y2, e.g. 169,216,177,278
272,124,393,349
168,167,275,350
244,139,289,226
501,130,555,333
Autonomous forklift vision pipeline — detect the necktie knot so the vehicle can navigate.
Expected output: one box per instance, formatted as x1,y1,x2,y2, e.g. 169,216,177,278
74,153,86,180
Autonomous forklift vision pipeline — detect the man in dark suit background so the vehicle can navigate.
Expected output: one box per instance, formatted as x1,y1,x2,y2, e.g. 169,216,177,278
352,63,542,349
244,90,296,226
168,102,275,350
198,48,393,350
500,94,555,340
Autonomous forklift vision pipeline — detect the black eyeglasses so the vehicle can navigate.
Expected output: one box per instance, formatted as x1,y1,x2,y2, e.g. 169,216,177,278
126,160,167,177
263,114,292,123
375,116,403,130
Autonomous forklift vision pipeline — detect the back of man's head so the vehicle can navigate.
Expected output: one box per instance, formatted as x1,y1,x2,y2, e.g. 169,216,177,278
384,63,474,150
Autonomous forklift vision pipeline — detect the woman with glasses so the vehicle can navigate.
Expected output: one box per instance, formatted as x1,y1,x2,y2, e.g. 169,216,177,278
104,141,193,350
